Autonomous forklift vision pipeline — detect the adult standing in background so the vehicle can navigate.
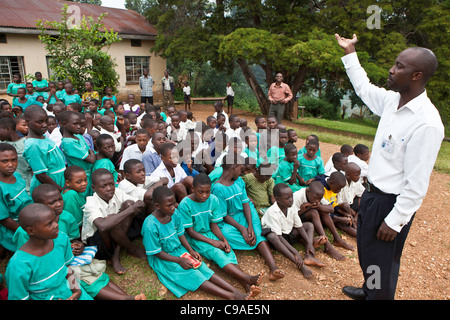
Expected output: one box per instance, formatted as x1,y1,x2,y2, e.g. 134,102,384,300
336,33,444,300
161,70,175,109
267,73,293,124
139,68,154,105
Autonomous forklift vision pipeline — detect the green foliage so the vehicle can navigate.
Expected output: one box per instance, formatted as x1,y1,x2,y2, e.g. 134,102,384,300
297,96,339,120
36,4,121,93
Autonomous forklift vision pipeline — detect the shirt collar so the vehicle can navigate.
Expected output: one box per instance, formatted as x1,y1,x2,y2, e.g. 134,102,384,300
397,90,428,114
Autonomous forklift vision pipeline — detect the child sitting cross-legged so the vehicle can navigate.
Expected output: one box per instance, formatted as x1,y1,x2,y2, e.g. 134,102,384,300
261,183,326,278
82,168,146,275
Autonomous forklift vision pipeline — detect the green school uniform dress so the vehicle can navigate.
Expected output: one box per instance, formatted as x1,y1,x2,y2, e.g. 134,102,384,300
267,145,285,166
211,177,266,250
13,210,80,250
32,79,48,97
61,134,94,196
141,211,215,298
297,154,325,182
7,82,26,104
42,91,58,104
5,232,92,300
23,137,66,194
101,95,117,108
298,146,322,158
12,98,43,111
177,195,238,268
62,189,86,227
62,93,82,105
1,138,32,194
0,173,33,252
92,158,118,184
273,159,304,192
56,90,66,101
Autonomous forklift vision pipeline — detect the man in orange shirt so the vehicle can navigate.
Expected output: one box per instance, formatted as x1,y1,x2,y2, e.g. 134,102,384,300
268,73,293,123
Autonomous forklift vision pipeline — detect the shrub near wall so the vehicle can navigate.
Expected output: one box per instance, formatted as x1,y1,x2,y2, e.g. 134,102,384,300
297,96,339,120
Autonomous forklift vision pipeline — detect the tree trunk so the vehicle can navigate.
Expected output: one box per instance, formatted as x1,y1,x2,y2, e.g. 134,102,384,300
284,65,307,120
236,58,271,114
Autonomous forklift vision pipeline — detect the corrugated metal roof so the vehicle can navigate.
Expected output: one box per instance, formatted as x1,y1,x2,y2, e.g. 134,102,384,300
0,0,157,36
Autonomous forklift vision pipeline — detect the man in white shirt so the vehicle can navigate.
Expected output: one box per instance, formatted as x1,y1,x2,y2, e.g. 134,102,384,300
336,34,444,300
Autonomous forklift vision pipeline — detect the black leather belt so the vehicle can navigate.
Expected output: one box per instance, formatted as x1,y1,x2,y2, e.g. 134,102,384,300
365,182,392,195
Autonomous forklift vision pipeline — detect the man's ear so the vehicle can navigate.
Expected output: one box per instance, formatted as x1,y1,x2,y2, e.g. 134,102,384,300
411,71,423,81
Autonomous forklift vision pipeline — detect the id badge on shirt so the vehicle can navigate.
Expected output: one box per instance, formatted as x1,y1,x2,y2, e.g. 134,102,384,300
381,136,395,154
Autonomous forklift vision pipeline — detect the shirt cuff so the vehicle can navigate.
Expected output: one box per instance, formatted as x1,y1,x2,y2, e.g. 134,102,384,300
384,208,412,233
341,52,360,69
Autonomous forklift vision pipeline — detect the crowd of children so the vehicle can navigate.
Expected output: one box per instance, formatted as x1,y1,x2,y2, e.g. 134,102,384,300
0,75,371,301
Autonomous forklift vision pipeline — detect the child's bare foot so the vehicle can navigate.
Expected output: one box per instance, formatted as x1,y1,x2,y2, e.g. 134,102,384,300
304,255,326,267
324,243,345,261
110,258,127,275
333,238,355,251
245,285,261,300
300,265,313,279
313,235,327,248
268,269,284,281
134,293,146,300
251,270,265,286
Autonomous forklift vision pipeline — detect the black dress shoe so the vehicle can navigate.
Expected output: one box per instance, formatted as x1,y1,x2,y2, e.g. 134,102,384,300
342,286,367,300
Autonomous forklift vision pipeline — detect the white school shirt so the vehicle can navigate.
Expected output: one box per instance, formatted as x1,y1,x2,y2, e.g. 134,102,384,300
119,143,152,170
261,202,303,236
347,154,368,180
98,127,122,153
82,188,138,242
183,86,191,96
292,187,330,213
117,176,162,201
213,111,230,129
337,179,365,205
342,52,444,232
151,161,187,188
226,86,234,97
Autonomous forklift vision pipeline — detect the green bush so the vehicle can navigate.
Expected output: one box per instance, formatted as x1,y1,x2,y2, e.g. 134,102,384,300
297,95,339,120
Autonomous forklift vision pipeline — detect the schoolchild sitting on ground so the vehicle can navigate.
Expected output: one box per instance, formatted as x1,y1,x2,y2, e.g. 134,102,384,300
23,105,66,193
316,171,357,242
0,117,32,193
242,161,275,217
324,152,348,176
0,143,33,252
267,128,288,167
98,115,124,154
292,181,345,261
118,159,169,208
297,138,325,186
151,142,194,203
177,173,264,295
261,183,326,278
60,111,96,195
142,131,166,175
92,134,121,184
62,165,89,228
211,153,284,281
119,129,151,172
348,143,370,183
82,168,146,274
334,162,365,237
273,143,305,192
213,100,230,130
298,134,322,158
287,129,298,144
141,186,259,300
5,203,92,300
13,183,81,252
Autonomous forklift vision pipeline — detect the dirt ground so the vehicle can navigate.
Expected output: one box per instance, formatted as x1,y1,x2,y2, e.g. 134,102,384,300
179,103,449,301
1,103,448,301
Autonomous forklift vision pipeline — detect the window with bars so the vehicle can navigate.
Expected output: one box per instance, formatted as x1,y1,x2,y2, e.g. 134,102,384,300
0,56,25,91
125,56,149,83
